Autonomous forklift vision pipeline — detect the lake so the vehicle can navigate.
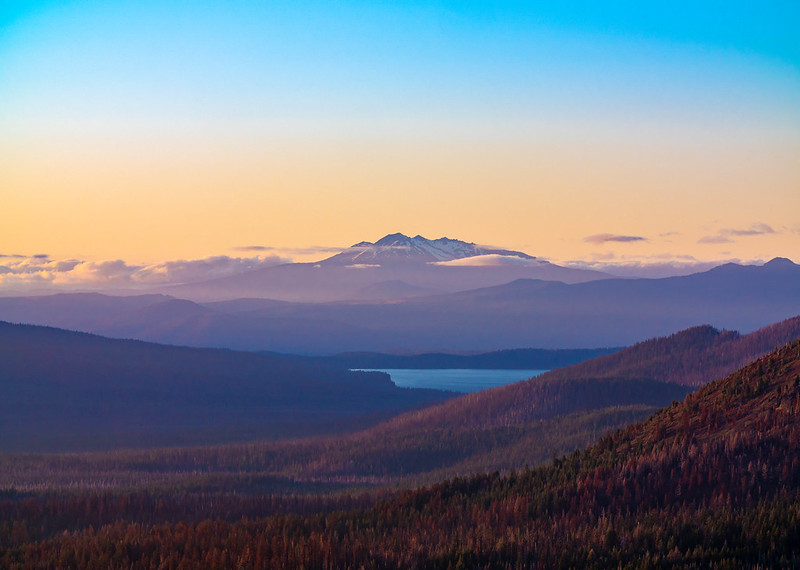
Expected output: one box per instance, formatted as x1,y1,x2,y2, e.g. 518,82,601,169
355,369,548,393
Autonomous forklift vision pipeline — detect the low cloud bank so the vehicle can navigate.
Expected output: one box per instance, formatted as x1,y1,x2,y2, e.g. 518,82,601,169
0,253,288,293
562,252,764,278
431,254,546,267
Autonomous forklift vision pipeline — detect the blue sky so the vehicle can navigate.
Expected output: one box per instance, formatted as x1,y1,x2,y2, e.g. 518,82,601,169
1,1,799,286
3,1,797,135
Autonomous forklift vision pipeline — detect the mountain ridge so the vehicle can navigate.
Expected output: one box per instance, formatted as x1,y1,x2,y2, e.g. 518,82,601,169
7,316,799,490
157,232,611,302
0,321,454,452
6,336,800,567
0,256,798,353
320,233,539,266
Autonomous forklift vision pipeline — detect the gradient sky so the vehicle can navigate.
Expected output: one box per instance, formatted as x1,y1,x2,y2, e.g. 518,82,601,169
1,1,799,284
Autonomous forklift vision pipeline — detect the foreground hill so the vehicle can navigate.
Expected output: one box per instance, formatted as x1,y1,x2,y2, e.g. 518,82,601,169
0,322,452,452
5,317,799,492
4,339,800,566
340,316,800,443
226,338,800,568
1,257,798,353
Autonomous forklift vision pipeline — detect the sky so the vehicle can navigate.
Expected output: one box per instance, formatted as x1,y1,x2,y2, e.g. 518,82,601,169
1,1,799,290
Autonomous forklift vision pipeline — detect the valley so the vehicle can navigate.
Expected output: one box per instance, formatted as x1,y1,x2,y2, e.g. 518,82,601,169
4,332,800,567
3,316,799,493
2,254,800,566
5,2,798,565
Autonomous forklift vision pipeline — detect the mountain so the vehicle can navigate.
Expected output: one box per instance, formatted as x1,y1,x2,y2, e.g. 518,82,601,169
219,338,800,568
1,257,798,353
162,233,611,302
320,233,537,266
354,279,442,300
0,292,171,330
6,338,800,567
407,316,800,430
149,257,800,353
550,316,800,386
0,321,454,452
7,317,799,492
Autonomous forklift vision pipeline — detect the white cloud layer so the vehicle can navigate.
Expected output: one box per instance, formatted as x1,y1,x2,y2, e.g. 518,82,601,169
561,252,766,278
431,254,547,267
0,254,289,293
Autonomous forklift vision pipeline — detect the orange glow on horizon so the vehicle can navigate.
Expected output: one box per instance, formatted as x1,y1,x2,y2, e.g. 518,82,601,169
2,127,799,268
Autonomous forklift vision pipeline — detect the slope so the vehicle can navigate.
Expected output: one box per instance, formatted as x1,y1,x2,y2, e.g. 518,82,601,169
319,233,537,265
5,337,800,567
5,317,799,492
0,322,453,452
220,338,800,567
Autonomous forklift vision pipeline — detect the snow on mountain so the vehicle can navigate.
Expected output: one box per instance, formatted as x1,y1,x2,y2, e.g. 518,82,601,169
321,233,540,266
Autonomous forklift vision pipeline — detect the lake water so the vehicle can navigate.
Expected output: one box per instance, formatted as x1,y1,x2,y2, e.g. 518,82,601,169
355,369,548,393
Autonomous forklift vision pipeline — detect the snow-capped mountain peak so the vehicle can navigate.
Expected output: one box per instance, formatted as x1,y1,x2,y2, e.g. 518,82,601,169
321,233,538,266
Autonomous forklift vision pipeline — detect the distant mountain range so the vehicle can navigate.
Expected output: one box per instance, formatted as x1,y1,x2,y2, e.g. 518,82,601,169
1,256,798,353
163,233,611,302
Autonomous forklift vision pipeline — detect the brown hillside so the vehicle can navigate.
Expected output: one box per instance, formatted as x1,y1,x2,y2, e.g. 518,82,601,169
5,318,799,492
5,342,800,567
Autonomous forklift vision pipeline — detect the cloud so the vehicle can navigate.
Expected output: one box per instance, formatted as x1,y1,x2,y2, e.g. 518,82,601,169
232,245,344,256
133,255,288,284
584,233,647,244
60,260,142,284
345,264,381,269
728,223,775,236
289,246,346,255
0,255,82,275
431,255,546,267
697,235,733,244
232,245,274,252
698,222,776,244
347,245,407,252
562,253,764,278
562,254,726,279
0,253,290,292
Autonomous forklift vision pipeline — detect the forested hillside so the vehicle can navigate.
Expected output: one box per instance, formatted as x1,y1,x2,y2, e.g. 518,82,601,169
4,317,799,493
551,316,800,386
419,316,800,432
0,322,453,452
3,340,800,567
